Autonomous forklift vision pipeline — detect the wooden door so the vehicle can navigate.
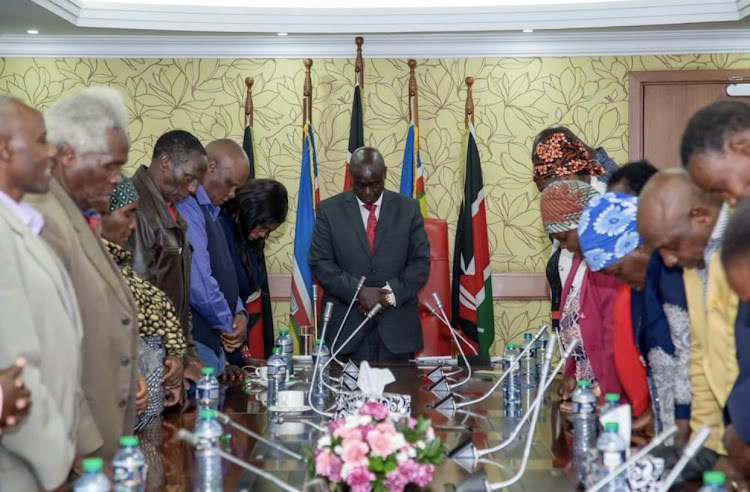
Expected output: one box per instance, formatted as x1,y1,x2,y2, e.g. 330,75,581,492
629,70,750,169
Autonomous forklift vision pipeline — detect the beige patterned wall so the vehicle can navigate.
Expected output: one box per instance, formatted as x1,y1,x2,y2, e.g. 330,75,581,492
3,53,749,354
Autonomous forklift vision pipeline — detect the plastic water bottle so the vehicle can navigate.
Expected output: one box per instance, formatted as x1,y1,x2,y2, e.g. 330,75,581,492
276,328,294,377
596,422,627,491
502,343,521,405
699,471,728,491
535,328,549,380
311,339,331,398
267,347,287,408
571,379,598,487
194,409,223,492
520,332,537,388
113,435,146,491
601,393,621,416
73,458,111,492
196,367,220,412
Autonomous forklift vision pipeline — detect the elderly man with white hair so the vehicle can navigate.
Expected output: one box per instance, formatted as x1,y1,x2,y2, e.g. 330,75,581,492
27,87,143,465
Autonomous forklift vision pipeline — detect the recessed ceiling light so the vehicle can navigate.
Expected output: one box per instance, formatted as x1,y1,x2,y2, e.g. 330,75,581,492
523,29,534,33
27,29,39,34
277,32,288,36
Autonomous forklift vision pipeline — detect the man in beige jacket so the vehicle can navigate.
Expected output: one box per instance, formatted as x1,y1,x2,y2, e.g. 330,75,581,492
0,95,84,490
27,87,144,463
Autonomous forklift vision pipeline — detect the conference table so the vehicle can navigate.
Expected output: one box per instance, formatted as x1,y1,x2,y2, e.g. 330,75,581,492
135,361,694,492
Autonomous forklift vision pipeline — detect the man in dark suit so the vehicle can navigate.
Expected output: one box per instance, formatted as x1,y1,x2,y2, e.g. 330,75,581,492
309,147,430,361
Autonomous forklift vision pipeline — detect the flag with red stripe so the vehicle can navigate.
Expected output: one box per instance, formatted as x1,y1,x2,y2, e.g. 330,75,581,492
451,124,494,357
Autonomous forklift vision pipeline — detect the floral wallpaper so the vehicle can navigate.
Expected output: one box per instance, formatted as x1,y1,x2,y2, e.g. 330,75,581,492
3,53,749,354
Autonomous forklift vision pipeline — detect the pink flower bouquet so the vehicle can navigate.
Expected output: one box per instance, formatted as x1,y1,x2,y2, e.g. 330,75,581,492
304,401,444,492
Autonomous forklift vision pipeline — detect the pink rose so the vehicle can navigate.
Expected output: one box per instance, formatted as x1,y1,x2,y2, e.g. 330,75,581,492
327,418,344,433
341,440,369,468
334,426,363,443
384,467,409,492
314,450,342,482
375,422,397,435
345,466,375,492
366,429,393,458
407,417,417,429
360,401,389,420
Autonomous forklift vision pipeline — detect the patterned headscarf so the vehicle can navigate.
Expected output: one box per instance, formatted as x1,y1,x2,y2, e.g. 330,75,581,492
540,180,600,234
578,192,641,271
533,131,605,181
108,175,139,212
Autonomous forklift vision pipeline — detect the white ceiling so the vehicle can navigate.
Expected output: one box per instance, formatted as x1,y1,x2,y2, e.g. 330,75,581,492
0,0,749,57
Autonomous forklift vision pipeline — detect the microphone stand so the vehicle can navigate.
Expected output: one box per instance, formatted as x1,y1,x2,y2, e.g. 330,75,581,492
178,429,302,492
215,411,302,460
424,297,472,389
456,336,556,492
657,426,711,492
586,425,679,492
330,276,366,368
457,324,548,409
478,338,575,457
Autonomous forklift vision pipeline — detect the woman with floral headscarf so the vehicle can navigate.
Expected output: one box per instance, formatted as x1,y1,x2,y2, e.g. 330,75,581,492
532,129,610,337
540,181,623,403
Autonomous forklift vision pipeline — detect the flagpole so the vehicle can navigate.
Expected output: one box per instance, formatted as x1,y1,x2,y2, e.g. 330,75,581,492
303,58,313,126
465,76,475,129
244,77,253,128
355,36,364,88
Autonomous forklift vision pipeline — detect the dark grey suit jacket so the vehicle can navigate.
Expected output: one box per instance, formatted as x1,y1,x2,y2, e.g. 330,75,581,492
309,189,430,355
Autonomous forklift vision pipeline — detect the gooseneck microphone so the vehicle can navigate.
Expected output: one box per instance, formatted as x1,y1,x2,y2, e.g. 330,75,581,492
586,424,679,492
324,303,382,366
459,323,548,408
178,429,302,492
215,411,302,460
424,294,472,389
456,335,557,492
656,426,711,492
330,276,366,368
309,302,336,418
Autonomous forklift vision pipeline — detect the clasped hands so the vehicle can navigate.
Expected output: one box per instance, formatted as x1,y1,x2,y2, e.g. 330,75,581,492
357,286,391,316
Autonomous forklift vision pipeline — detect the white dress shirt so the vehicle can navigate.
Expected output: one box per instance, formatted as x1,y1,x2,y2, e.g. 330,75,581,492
355,193,396,306
0,190,44,236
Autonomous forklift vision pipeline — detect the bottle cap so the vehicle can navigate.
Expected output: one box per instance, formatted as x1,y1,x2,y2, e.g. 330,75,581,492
82,458,104,473
273,347,282,355
507,343,517,349
120,435,139,447
577,379,591,388
315,339,324,345
605,393,621,403
703,471,726,486
279,328,289,334
201,367,215,376
604,422,619,432
523,333,533,339
199,409,217,419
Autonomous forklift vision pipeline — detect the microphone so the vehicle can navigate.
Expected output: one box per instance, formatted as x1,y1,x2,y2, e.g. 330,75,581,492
657,426,711,492
178,429,302,492
330,276,366,368
424,296,472,390
455,335,556,492
449,336,562,473
434,324,548,417
423,301,478,356
586,424,679,492
215,411,302,460
312,284,319,337
309,302,336,418
325,303,382,364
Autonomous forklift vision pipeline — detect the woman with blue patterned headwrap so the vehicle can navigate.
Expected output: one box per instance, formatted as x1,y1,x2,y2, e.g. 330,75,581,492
578,192,651,419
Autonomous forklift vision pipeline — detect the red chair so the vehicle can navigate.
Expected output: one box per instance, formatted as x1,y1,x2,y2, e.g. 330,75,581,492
416,218,455,357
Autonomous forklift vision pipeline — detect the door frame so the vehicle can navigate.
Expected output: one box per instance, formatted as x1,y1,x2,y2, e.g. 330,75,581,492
628,70,750,160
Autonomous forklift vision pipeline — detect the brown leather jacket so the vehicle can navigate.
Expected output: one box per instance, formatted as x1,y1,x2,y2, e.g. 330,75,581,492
127,166,198,361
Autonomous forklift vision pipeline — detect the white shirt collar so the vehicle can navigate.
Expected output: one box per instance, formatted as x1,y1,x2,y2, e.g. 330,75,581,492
356,193,383,210
0,189,45,235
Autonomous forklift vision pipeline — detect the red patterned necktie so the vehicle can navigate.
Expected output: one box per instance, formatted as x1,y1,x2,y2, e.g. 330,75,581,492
364,203,377,254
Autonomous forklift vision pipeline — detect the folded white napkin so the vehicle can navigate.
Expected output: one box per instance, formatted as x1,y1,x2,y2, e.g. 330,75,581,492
356,361,395,398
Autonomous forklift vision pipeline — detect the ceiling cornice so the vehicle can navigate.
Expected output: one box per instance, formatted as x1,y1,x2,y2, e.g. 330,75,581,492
2,29,750,58
30,0,750,34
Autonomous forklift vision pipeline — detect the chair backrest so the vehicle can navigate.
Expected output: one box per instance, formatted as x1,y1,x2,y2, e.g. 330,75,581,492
416,218,453,357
